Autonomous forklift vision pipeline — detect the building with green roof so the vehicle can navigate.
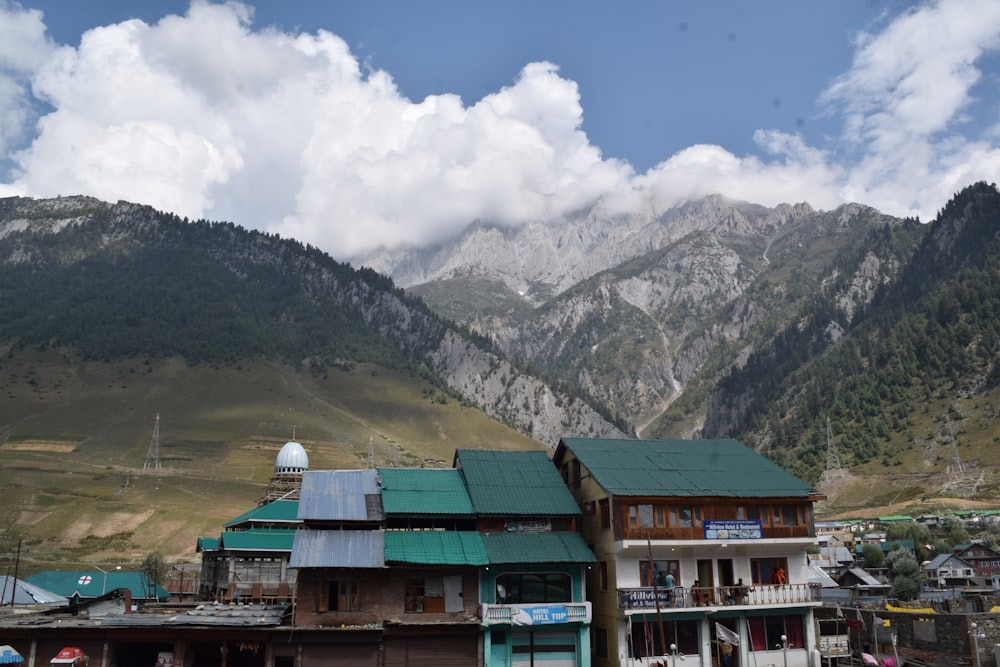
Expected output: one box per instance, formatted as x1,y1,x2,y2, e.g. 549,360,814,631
453,448,593,667
554,437,824,667
25,570,168,603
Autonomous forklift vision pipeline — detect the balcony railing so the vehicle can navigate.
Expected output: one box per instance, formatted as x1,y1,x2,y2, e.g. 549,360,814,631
618,584,819,611
480,601,592,626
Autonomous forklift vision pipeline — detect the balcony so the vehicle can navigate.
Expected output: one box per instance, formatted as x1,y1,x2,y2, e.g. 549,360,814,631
618,584,819,611
480,601,592,626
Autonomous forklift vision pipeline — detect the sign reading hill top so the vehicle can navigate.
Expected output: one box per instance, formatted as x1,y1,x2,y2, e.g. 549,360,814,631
703,520,762,540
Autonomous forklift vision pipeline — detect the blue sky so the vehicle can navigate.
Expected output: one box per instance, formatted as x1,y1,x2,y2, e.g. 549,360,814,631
2,0,999,260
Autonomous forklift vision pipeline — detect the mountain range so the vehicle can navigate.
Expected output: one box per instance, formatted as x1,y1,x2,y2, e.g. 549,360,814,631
1,182,999,566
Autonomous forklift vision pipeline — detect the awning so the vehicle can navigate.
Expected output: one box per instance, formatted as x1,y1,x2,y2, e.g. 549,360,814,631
50,647,87,665
0,646,23,665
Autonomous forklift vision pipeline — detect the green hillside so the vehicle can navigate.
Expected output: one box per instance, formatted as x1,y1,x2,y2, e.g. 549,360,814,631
0,349,540,573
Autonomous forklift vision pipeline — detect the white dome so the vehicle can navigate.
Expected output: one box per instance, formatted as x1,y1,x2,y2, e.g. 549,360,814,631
275,440,308,473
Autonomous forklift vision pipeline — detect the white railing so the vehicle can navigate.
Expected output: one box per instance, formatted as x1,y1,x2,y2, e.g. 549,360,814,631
618,584,819,610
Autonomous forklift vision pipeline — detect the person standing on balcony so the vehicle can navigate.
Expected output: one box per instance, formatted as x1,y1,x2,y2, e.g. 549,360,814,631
663,570,676,606
774,566,787,585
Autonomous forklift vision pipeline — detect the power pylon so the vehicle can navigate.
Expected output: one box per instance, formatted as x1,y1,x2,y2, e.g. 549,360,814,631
144,413,161,471
825,418,843,475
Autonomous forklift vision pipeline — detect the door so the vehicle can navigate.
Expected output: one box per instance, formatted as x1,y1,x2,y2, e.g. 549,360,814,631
697,559,715,604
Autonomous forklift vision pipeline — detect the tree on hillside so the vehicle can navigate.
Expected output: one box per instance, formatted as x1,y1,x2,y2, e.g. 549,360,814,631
941,513,970,547
885,549,922,601
862,544,885,569
141,551,167,586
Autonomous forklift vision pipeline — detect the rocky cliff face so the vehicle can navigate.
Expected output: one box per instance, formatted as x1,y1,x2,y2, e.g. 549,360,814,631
359,194,907,438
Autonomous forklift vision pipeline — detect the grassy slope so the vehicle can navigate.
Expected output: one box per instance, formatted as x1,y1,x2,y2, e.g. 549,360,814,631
0,349,541,572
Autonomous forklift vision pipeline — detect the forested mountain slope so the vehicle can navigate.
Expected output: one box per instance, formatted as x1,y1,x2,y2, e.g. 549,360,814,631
0,195,625,447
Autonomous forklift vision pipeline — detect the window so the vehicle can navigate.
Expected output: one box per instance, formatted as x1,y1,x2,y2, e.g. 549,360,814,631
599,499,610,529
320,578,360,612
496,572,572,603
640,560,679,587
599,561,608,592
672,504,702,528
405,578,425,612
571,459,582,489
407,575,456,612
747,614,804,651
629,504,654,528
749,557,788,586
780,505,799,526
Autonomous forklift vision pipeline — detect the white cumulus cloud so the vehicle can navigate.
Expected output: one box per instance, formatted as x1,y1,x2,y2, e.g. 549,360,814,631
1,0,999,260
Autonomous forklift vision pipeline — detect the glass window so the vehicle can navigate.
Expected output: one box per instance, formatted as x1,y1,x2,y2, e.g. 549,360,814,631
747,614,804,651
673,505,701,528
640,560,679,586
781,505,799,526
600,499,611,529
750,557,788,586
496,572,572,603
638,504,654,528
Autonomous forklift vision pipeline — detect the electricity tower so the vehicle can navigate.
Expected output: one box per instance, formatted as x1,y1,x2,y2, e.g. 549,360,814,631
144,413,161,471
823,418,846,481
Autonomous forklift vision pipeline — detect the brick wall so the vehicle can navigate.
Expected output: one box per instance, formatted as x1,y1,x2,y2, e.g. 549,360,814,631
294,566,480,628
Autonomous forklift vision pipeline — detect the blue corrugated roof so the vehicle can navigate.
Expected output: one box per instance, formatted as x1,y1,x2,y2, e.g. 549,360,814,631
0,575,68,606
298,470,384,521
290,530,384,568
557,438,816,498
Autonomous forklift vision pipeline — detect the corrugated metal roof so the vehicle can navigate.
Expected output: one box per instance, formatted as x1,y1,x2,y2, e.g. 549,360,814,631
224,500,301,528
557,438,816,498
0,575,68,606
298,470,384,521
378,468,474,516
481,532,595,564
383,531,487,565
196,536,220,552
24,571,168,600
290,530,384,568
455,449,581,516
217,529,296,552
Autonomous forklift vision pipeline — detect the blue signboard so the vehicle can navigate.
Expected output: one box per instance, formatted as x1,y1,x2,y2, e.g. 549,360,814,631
512,605,569,625
621,588,673,608
703,519,762,540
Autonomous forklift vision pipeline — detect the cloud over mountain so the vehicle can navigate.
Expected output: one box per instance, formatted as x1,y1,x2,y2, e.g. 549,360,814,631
1,0,999,260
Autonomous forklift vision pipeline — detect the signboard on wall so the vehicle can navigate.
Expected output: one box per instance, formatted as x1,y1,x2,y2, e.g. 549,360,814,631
703,520,762,540
512,605,569,625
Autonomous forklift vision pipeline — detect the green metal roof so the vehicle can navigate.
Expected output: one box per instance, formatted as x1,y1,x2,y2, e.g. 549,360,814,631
481,532,595,564
196,536,220,551
455,449,581,516
557,438,816,498
25,570,169,600
217,529,297,551
378,468,474,516
224,500,301,528
383,531,488,565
